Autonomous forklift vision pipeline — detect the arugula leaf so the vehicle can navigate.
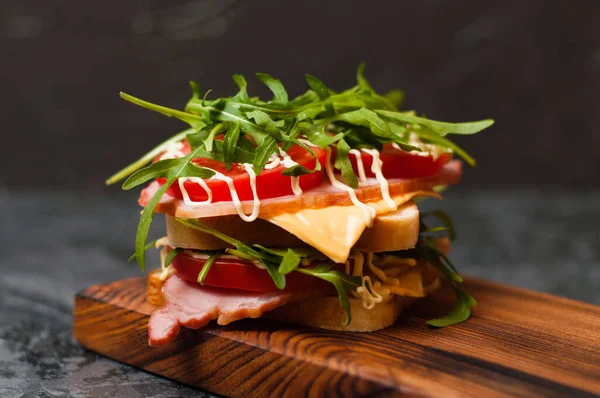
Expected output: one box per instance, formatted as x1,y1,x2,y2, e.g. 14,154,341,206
334,138,359,188
253,136,279,172
427,286,476,327
356,62,374,94
305,74,331,100
135,181,171,270
325,108,392,138
121,159,182,190
128,238,158,262
189,81,201,100
203,122,226,152
412,127,476,166
225,248,260,261
197,251,221,284
256,73,288,105
261,260,286,289
422,210,456,241
164,248,182,267
278,249,301,274
122,157,215,190
245,110,282,139
280,164,313,177
106,129,191,185
186,128,212,149
120,92,206,130
283,137,322,172
128,144,218,270
375,109,494,136
223,122,241,170
343,127,383,150
383,89,404,110
417,241,462,283
297,264,361,326
306,128,344,148
231,74,249,102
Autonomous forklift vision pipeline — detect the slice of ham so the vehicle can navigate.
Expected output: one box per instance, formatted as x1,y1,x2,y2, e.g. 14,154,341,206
148,275,306,346
139,160,462,219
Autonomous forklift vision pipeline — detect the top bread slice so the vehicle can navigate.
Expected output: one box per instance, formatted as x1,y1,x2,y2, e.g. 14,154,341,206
165,201,420,253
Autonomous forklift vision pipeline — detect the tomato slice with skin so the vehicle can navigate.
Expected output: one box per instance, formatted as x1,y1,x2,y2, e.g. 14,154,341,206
170,251,335,293
341,144,452,180
160,142,327,202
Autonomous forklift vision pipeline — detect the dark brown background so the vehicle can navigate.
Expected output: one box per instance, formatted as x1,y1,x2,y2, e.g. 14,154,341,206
1,0,599,191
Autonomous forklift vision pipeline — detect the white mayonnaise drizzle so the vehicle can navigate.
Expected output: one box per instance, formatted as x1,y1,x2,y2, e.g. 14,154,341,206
264,150,303,196
179,177,212,205
179,163,261,222
347,251,383,310
392,132,448,159
156,236,176,281
323,146,376,226
159,141,186,160
348,149,368,184
360,148,397,211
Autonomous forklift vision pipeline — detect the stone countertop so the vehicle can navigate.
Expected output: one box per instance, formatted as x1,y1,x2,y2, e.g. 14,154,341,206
0,189,598,397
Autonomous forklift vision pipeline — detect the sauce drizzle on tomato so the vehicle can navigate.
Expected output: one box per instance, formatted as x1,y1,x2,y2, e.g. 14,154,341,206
180,163,261,222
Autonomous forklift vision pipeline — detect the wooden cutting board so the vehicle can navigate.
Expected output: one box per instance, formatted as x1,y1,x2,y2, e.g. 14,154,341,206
73,276,600,398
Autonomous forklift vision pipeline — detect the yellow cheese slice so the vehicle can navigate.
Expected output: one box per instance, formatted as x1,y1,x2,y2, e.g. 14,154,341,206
267,204,367,263
265,191,438,263
379,269,425,297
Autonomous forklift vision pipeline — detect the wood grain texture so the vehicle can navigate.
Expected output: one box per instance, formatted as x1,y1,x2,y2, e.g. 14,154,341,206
73,277,600,398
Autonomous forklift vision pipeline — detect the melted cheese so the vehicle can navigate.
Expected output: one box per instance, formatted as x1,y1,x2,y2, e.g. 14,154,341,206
264,191,433,264
268,205,368,263
377,270,425,297
347,251,427,309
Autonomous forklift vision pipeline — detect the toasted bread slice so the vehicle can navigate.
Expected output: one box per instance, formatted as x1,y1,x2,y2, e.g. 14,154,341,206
165,201,420,253
266,262,440,331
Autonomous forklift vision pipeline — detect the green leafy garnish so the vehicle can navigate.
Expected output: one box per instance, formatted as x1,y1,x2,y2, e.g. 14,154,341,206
128,238,159,263
390,212,475,327
421,210,456,241
197,251,221,284
164,248,182,268
110,65,492,272
278,249,302,275
427,286,477,327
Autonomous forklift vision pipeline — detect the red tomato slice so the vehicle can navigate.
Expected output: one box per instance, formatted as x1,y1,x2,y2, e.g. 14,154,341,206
160,143,326,202
343,144,452,180
170,251,333,293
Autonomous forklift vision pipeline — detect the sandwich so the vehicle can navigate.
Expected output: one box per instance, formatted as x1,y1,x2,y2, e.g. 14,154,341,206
107,65,492,347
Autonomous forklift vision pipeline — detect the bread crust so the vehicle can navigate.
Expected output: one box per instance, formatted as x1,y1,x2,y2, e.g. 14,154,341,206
146,262,440,332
